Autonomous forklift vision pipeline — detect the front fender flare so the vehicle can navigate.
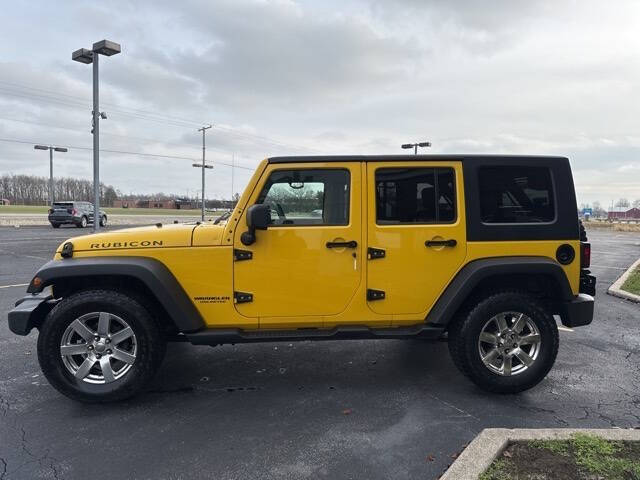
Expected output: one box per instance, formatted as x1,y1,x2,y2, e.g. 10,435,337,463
27,257,204,333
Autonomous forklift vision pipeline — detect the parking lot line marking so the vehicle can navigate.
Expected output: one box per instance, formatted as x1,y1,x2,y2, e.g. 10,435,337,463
590,264,627,270
0,237,69,243
0,283,29,289
557,326,574,332
0,248,47,261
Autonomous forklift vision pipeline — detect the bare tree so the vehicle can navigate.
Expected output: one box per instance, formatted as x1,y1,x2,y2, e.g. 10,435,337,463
0,174,119,206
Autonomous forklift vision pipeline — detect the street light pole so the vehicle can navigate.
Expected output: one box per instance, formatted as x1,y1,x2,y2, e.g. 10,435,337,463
92,52,100,232
49,147,54,204
34,145,68,206
194,125,212,221
72,39,121,232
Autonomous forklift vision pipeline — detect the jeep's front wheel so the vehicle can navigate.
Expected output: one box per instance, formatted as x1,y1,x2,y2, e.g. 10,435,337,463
448,292,558,394
37,290,165,402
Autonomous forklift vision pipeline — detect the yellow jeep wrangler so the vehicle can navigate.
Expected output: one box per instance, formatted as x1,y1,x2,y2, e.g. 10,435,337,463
8,155,596,402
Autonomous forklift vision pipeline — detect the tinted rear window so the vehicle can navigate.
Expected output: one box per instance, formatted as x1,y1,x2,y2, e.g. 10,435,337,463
53,202,73,207
479,166,555,223
375,167,456,224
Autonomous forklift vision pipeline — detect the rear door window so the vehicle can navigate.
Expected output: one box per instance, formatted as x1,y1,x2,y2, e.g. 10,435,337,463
375,167,456,224
479,166,555,223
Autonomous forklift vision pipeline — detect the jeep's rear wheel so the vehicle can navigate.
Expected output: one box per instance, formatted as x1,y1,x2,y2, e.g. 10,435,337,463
448,292,558,394
37,290,165,402
77,216,87,228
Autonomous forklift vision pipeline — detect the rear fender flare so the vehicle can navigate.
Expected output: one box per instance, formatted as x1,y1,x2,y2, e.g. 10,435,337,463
427,256,573,327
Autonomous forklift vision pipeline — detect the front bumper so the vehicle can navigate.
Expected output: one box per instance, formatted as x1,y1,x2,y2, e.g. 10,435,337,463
560,293,594,328
8,290,56,335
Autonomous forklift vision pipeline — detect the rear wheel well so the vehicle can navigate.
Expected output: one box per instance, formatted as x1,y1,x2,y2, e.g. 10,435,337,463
51,275,179,337
447,273,564,330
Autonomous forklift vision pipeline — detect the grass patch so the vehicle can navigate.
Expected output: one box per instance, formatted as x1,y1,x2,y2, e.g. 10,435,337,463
480,434,640,480
0,205,221,216
479,459,511,480
530,438,570,456
0,205,49,214
621,266,640,296
585,221,640,232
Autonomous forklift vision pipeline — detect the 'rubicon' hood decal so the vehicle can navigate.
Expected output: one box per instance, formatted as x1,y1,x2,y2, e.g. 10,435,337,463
55,223,196,254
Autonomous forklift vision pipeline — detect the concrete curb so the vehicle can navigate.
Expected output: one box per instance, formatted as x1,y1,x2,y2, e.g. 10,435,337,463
607,258,640,303
440,428,640,480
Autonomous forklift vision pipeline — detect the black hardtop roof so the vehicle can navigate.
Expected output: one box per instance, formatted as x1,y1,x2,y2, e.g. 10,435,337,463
267,154,569,164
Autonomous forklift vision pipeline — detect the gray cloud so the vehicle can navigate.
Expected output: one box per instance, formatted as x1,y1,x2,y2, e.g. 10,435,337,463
0,0,638,205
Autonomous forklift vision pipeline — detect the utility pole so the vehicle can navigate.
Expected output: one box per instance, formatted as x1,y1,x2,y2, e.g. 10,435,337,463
231,153,235,207
193,125,213,221
34,145,68,205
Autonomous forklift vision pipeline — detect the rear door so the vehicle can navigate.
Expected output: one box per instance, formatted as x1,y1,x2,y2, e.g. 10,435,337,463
366,161,467,318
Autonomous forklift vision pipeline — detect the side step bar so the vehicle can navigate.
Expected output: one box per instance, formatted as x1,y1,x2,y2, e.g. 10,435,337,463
184,324,445,346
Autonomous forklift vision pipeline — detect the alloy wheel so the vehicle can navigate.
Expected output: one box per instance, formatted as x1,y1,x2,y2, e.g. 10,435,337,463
60,312,137,384
477,311,542,376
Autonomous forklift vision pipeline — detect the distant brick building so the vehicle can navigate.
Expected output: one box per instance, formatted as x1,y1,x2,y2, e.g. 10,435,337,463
0,198,10,205
112,198,195,209
608,207,640,220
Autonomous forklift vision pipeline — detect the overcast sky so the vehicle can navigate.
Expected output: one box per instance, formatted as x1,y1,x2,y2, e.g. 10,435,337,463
1,0,638,206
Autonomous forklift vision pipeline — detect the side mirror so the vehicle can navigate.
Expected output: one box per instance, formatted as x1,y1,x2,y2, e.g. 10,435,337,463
241,204,271,246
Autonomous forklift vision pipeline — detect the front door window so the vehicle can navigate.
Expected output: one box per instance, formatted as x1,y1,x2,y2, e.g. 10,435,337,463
257,169,350,226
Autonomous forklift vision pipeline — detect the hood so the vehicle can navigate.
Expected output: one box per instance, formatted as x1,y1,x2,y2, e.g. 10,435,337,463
55,223,198,255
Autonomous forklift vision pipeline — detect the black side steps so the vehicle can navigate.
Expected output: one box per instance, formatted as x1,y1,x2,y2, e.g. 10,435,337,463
185,324,444,345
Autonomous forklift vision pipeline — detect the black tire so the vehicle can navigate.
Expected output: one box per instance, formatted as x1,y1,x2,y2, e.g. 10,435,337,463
77,216,87,228
100,215,107,227
37,289,166,403
448,291,559,394
51,223,60,228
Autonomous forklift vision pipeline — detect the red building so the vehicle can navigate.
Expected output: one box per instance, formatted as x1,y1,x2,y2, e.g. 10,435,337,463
608,207,640,220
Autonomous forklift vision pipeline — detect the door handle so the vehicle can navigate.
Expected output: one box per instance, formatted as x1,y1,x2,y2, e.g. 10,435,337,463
425,239,457,248
326,240,358,249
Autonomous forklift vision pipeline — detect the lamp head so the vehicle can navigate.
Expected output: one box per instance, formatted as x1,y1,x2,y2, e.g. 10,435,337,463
93,40,121,56
72,48,94,64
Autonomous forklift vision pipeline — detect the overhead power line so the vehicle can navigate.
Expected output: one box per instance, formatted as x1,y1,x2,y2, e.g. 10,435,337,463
0,80,328,153
0,137,256,171
0,79,202,127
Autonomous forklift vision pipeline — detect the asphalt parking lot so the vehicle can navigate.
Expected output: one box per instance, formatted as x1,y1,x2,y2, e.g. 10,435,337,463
1,225,638,480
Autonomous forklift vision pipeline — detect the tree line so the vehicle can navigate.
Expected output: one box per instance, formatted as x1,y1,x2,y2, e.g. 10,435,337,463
0,174,117,206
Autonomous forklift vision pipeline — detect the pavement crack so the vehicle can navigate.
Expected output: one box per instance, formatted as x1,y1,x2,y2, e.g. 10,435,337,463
0,457,7,480
20,427,37,459
0,394,9,417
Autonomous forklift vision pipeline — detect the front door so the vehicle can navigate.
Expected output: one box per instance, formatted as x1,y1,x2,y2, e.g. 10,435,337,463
233,162,362,326
366,161,467,318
